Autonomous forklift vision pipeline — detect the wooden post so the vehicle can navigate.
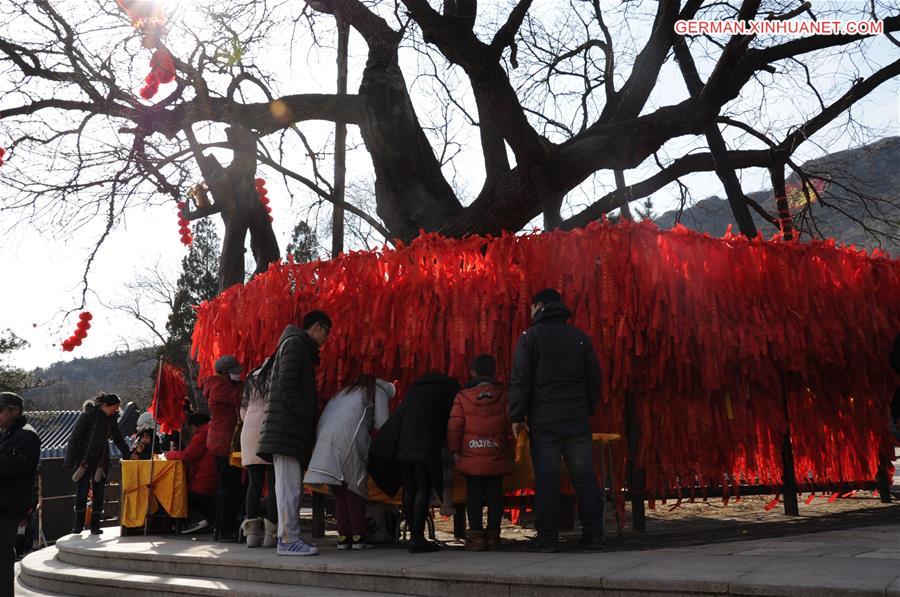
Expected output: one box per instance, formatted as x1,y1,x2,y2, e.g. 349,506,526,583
331,14,349,258
624,390,646,531
876,454,893,504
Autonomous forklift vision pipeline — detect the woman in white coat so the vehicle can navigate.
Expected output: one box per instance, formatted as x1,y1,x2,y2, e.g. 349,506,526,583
305,374,394,550
240,358,277,548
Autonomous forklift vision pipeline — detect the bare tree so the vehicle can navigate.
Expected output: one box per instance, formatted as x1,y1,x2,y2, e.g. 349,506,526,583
2,0,898,296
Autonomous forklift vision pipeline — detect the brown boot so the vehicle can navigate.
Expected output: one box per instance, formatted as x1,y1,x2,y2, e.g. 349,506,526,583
485,530,501,551
465,530,486,551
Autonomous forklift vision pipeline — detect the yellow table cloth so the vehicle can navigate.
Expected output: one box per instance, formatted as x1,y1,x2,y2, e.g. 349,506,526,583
121,459,189,528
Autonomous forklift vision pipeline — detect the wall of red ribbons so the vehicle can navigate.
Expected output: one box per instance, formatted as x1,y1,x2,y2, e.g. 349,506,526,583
191,220,899,499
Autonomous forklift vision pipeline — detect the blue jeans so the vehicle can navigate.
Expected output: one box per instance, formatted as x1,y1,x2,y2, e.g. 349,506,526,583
530,425,603,545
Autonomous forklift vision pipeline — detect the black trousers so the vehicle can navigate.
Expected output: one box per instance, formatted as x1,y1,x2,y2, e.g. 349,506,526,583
214,456,242,533
400,461,431,544
245,464,277,522
465,475,503,532
0,517,19,597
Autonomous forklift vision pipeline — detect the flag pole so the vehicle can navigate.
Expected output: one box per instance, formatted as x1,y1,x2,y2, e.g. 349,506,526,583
144,355,164,535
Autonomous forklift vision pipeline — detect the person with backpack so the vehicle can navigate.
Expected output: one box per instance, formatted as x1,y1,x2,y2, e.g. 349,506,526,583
64,393,133,535
239,358,278,548
305,374,395,550
257,311,332,556
447,355,513,551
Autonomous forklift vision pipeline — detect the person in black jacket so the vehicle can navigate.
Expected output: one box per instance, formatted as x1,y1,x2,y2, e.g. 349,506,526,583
64,393,133,536
0,392,40,597
257,311,331,556
509,289,604,553
370,372,460,553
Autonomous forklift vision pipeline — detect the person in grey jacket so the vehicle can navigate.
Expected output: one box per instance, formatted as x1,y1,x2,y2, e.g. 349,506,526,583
509,289,604,553
257,311,332,556
305,375,395,550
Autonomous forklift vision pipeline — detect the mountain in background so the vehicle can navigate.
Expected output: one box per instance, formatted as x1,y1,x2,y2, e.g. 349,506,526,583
655,137,900,255
22,349,157,411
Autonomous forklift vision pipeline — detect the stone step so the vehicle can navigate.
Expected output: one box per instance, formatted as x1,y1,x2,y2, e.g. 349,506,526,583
19,545,405,597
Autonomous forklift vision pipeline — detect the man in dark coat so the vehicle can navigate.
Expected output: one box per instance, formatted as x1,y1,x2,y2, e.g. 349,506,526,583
509,288,604,552
370,372,460,553
257,310,331,556
0,392,40,596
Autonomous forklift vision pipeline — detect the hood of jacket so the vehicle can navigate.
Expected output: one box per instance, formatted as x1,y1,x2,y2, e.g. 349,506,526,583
82,400,96,412
460,382,504,407
279,324,321,365
532,301,572,326
411,372,459,392
375,378,397,400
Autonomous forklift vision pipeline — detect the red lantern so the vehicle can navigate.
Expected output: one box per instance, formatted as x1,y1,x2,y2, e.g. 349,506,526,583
74,329,87,340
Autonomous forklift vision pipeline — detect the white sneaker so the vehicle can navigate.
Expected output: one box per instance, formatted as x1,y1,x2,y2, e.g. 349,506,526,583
277,539,319,556
180,519,209,534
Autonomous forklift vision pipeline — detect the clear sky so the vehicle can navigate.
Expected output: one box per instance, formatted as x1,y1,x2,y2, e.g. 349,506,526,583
1,0,897,371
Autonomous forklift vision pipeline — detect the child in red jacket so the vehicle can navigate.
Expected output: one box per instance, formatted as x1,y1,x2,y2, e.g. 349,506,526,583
447,355,513,551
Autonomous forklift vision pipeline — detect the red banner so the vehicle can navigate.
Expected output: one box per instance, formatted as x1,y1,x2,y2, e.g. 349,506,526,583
149,359,187,434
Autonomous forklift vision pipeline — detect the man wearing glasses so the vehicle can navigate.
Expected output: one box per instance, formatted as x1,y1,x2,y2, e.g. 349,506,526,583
257,311,332,556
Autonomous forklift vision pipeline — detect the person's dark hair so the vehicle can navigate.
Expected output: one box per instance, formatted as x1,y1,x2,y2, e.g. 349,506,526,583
93,393,122,407
531,288,562,306
346,373,377,407
245,357,276,404
470,354,496,378
302,310,332,331
188,412,210,427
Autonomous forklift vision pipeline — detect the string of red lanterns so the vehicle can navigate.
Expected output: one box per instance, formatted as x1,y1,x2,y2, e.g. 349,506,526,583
255,178,273,223
176,201,192,246
61,312,93,352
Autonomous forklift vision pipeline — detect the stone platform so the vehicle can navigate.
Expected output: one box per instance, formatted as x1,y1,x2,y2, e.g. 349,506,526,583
18,521,900,597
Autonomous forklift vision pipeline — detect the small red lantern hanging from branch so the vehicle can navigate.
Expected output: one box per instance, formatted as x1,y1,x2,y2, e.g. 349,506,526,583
0,146,6,168
255,178,273,222
139,48,175,100
176,201,192,246
62,311,93,352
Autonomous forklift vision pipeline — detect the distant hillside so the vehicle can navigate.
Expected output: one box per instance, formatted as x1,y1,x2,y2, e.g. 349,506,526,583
656,137,900,254
22,349,158,411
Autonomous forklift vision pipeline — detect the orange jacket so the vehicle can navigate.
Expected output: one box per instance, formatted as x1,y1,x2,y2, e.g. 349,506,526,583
447,383,513,477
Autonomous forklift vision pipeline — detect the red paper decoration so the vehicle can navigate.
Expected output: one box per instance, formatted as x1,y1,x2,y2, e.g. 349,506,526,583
139,49,175,100
190,221,899,500
62,311,93,352
176,201,192,246
255,178,273,223
0,146,6,167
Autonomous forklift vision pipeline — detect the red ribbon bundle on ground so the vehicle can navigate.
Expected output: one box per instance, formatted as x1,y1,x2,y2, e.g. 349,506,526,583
149,359,188,434
61,312,92,352
191,221,899,499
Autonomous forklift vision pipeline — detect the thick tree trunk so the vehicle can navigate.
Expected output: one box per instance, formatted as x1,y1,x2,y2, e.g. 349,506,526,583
356,45,463,242
189,125,280,291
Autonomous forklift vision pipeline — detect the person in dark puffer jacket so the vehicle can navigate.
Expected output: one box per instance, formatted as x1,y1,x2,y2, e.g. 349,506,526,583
64,393,133,536
447,355,513,552
0,392,40,597
257,311,332,557
204,355,243,542
509,288,604,553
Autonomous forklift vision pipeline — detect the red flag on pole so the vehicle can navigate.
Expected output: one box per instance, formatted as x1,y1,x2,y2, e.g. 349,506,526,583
150,358,187,434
